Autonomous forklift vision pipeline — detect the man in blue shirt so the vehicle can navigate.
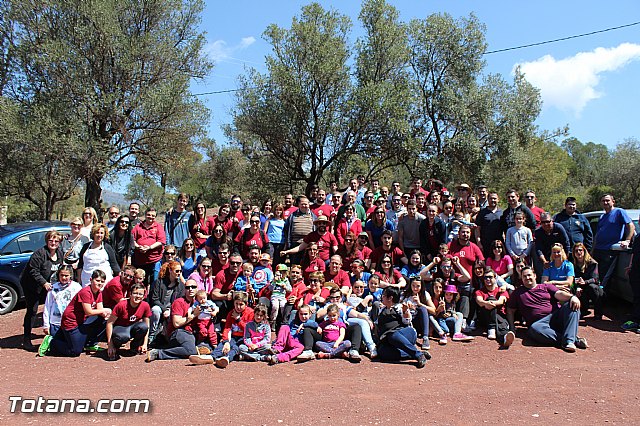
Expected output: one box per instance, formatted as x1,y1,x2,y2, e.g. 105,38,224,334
593,194,635,289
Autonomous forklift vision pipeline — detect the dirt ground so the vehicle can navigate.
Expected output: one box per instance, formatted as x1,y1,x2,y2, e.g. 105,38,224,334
0,300,639,425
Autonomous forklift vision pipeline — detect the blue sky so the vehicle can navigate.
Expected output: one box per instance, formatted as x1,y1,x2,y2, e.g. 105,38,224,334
108,1,640,192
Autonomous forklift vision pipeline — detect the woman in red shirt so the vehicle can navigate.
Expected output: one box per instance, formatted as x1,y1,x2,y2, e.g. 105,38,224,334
106,283,151,360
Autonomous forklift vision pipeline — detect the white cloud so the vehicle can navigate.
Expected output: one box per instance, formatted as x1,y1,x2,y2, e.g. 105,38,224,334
205,36,256,62
515,43,640,115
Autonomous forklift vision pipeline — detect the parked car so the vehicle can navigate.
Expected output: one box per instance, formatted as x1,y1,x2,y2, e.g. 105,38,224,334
0,221,70,314
584,210,640,303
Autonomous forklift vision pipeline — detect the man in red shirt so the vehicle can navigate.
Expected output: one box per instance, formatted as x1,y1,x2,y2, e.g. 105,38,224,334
283,194,297,220
324,255,351,296
524,190,545,225
311,189,333,220
281,215,338,262
132,208,166,286
448,225,484,277
370,230,408,271
211,253,242,319
102,266,137,309
147,279,200,361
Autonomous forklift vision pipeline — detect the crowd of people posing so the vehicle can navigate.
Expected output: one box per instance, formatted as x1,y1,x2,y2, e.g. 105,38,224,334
21,176,640,368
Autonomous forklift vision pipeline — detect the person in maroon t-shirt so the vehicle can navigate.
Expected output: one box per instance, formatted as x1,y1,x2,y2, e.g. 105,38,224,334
448,225,484,277
311,189,334,221
106,283,151,360
474,267,512,347
370,230,408,271
211,243,231,276
211,253,243,319
324,255,351,296
102,266,137,310
132,208,167,286
235,214,269,258
48,270,112,357
146,279,200,361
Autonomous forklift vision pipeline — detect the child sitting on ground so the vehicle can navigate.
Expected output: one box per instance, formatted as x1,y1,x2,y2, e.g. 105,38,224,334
239,303,272,361
315,303,352,359
192,290,219,353
433,283,474,343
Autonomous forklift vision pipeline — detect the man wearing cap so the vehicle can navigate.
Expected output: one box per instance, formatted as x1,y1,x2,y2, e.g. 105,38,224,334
506,267,587,352
281,215,338,264
455,184,471,207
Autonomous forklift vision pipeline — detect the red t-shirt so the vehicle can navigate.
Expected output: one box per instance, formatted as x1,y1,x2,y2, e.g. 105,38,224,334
303,257,326,281
370,246,405,267
234,229,269,257
213,216,234,235
283,206,298,220
214,268,239,294
132,221,167,265
375,269,403,285
303,231,338,261
223,307,255,339
475,286,509,316
191,216,216,248
61,286,102,331
289,280,308,304
311,204,334,220
166,296,194,335
359,245,372,261
211,258,230,276
112,299,151,327
102,276,128,310
324,268,351,288
448,240,484,276
302,287,330,305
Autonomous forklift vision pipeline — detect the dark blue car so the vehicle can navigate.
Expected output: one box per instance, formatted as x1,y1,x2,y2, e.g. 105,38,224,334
0,221,70,314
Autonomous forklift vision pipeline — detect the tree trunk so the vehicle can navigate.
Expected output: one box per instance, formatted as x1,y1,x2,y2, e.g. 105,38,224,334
85,174,103,215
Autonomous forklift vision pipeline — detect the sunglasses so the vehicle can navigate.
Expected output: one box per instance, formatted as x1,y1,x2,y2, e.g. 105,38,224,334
185,285,197,290
165,252,176,256
201,265,211,269
483,276,494,280
230,261,242,265
345,239,353,242
123,274,135,280
173,269,182,273
120,221,130,225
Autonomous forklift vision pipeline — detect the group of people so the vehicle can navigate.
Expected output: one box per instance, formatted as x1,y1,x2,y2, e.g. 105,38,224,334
21,176,640,368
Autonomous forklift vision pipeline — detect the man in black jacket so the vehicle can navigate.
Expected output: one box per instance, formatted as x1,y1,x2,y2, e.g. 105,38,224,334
553,197,593,252
419,204,447,261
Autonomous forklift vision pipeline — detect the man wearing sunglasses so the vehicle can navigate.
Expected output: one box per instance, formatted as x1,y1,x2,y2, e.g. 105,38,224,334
211,253,243,319
147,279,200,362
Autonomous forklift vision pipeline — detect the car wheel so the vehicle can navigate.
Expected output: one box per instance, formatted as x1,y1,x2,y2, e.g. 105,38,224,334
0,282,18,315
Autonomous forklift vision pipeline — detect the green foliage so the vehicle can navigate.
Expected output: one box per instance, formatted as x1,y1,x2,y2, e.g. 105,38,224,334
3,0,212,214
609,138,640,208
125,175,170,211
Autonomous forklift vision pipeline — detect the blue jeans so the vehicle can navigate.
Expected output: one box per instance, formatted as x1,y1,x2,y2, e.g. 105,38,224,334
412,306,430,338
377,327,421,361
50,317,106,357
437,314,462,336
157,329,196,360
346,317,375,350
112,322,149,351
212,336,242,361
527,302,580,347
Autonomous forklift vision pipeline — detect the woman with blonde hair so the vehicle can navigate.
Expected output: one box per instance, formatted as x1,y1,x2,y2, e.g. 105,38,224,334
541,243,574,292
572,242,603,320
80,207,99,238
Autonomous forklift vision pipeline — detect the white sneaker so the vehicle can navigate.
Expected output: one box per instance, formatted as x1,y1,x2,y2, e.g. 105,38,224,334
369,345,378,359
189,354,214,365
297,350,315,361
487,328,496,340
